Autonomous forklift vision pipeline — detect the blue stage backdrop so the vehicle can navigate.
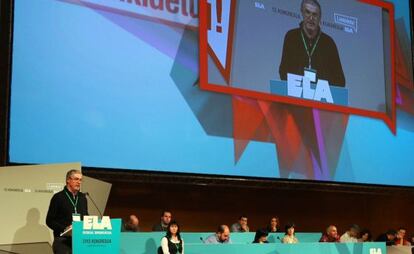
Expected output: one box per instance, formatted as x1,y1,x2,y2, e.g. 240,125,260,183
8,0,414,187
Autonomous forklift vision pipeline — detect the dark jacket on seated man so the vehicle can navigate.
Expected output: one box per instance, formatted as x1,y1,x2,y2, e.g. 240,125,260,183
152,223,168,232
376,230,397,246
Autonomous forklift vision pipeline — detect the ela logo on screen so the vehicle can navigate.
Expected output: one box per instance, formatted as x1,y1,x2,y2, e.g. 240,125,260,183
334,13,358,34
287,73,333,103
254,2,265,9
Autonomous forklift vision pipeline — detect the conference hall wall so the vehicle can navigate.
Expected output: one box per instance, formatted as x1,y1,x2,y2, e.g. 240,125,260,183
2,0,414,235
0,0,12,163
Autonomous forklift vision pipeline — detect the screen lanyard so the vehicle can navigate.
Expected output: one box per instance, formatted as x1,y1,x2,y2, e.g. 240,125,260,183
65,190,78,214
301,30,321,69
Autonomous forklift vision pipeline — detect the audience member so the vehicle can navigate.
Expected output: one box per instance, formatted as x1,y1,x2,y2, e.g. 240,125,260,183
376,229,397,246
395,228,411,246
282,223,299,244
319,225,340,242
253,229,269,244
204,225,232,244
358,229,372,242
152,210,172,231
122,214,140,232
158,221,184,254
231,215,249,232
340,224,360,243
411,235,414,254
266,217,280,233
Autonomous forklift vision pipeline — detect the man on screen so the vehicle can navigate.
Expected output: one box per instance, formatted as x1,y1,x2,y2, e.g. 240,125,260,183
46,169,88,254
279,0,346,87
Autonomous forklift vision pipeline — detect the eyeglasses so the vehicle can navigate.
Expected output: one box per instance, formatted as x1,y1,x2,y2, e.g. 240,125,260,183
303,9,320,20
70,177,82,182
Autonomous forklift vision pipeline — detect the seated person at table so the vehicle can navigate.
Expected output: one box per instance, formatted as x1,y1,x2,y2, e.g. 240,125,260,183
152,210,172,231
266,217,280,233
340,224,360,243
231,215,249,232
122,214,140,232
253,228,269,244
159,221,184,254
204,225,232,244
319,225,340,242
282,223,299,244
395,228,411,246
376,229,397,246
358,229,372,242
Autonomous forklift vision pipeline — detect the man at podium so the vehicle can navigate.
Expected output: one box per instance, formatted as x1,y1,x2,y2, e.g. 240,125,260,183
279,0,346,87
46,169,89,254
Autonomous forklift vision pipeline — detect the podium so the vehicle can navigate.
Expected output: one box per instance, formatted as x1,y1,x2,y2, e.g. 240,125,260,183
270,79,349,106
72,216,121,254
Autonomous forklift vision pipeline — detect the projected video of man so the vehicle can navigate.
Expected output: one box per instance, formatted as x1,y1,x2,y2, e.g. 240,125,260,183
279,0,346,87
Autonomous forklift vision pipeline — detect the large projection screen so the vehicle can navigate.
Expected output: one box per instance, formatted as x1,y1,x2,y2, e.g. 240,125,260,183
8,0,414,187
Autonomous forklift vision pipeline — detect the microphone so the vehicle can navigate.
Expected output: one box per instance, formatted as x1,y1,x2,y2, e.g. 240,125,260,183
85,192,103,218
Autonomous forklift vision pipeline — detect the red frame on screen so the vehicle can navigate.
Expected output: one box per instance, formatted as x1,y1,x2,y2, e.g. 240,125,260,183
199,0,396,133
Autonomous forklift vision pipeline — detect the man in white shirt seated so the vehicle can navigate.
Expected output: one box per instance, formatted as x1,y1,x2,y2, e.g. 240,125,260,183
340,224,360,243
204,225,232,244
231,215,249,232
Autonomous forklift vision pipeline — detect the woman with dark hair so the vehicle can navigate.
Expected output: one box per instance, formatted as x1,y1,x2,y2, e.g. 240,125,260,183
282,223,299,244
359,229,372,242
266,217,280,233
253,228,269,244
159,221,184,254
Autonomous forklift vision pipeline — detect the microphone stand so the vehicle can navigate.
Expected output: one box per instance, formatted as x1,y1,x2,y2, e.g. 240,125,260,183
85,192,103,218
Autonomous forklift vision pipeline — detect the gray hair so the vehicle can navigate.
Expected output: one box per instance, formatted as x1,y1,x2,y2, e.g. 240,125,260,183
301,0,322,16
66,169,82,182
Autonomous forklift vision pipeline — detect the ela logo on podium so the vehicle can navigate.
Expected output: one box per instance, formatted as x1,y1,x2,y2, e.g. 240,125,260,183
369,249,382,254
74,216,121,253
83,216,112,234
